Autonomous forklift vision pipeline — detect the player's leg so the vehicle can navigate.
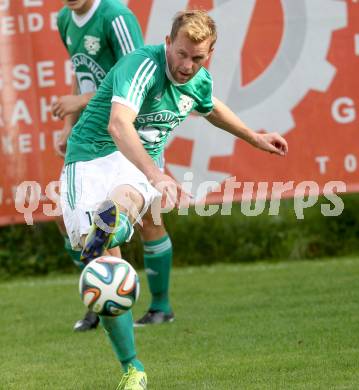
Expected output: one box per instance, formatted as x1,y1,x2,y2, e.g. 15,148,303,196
135,151,174,326
55,215,82,268
135,212,174,326
57,166,100,331
80,184,147,388
61,153,156,389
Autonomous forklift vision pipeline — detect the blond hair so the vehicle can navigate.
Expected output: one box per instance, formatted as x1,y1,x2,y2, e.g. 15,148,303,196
170,10,217,48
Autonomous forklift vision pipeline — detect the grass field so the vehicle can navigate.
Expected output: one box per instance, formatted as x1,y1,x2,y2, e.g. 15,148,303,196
1,257,358,390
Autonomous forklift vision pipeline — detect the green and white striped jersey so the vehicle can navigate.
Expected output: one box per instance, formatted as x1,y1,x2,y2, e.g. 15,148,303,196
65,44,214,164
57,0,143,93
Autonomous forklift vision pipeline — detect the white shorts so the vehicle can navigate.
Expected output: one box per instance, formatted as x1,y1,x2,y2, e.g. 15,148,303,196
60,151,161,249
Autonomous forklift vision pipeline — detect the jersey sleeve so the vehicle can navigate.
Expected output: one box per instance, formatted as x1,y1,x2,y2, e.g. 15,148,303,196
107,12,144,61
111,54,158,114
195,69,214,116
56,7,69,49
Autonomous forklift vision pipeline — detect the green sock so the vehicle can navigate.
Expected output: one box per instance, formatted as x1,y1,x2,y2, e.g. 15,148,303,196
64,236,84,270
108,212,133,249
100,311,144,372
143,235,173,314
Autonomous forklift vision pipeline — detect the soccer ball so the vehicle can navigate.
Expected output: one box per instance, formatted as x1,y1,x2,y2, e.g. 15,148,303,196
79,256,140,317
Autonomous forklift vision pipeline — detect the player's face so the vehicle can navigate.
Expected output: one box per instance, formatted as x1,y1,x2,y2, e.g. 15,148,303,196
62,0,94,14
165,29,213,84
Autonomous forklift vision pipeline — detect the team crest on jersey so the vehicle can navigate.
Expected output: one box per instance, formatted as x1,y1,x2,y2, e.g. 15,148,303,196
84,35,101,55
178,95,194,115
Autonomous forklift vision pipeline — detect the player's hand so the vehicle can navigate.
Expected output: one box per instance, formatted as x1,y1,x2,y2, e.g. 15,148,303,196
54,127,71,158
52,95,85,120
254,132,288,156
151,172,193,209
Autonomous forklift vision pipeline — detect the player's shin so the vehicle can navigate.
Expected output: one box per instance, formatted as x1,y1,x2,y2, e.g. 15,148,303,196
108,212,133,249
143,234,173,314
100,311,144,373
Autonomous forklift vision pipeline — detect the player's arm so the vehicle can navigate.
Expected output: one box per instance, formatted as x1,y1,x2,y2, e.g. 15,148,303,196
53,8,94,120
52,78,79,157
52,78,94,156
109,103,159,179
52,86,94,120
205,97,288,156
109,55,160,179
108,104,185,207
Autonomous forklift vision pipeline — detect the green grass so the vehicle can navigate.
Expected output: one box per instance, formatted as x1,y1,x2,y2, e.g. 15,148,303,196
1,258,358,389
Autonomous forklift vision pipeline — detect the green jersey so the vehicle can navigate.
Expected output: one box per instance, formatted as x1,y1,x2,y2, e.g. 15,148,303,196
57,0,143,93
65,44,214,164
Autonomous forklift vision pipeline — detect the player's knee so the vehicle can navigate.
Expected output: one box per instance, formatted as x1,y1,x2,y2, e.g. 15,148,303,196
110,185,143,220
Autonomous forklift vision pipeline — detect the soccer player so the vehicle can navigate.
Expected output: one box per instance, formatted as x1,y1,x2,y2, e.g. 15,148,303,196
61,10,288,389
52,0,144,332
55,0,177,332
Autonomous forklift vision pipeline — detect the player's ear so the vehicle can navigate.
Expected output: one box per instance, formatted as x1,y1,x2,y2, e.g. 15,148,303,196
165,35,171,46
206,46,214,60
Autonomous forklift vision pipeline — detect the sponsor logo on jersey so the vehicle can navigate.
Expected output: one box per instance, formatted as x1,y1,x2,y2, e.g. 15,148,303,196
76,72,97,94
178,94,194,115
84,35,101,55
138,128,162,144
66,35,72,46
71,54,106,92
136,110,180,129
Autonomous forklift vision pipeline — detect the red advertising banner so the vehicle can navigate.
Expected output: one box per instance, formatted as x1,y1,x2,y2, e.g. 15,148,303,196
0,0,358,225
